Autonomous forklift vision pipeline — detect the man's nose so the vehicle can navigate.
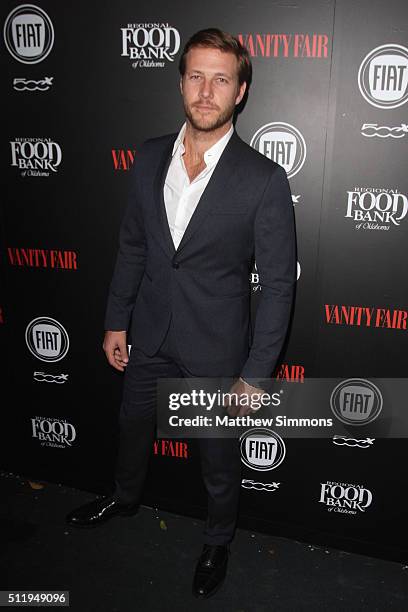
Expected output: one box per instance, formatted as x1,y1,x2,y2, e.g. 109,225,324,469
199,78,214,98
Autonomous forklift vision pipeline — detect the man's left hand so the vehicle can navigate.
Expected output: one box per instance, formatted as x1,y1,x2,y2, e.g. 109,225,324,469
223,377,265,417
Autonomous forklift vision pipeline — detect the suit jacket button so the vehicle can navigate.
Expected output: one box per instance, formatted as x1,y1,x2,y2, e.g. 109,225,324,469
172,262,179,269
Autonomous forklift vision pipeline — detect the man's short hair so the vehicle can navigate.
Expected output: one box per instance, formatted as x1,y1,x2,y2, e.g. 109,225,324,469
178,28,252,88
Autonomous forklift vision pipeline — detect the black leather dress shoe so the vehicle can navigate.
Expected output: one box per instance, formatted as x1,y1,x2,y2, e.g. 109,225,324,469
65,495,139,528
192,544,229,599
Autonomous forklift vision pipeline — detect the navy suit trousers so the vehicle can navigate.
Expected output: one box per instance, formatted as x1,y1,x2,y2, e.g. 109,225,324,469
112,315,243,546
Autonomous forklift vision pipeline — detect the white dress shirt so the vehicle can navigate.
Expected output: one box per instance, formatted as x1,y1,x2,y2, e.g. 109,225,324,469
163,122,234,249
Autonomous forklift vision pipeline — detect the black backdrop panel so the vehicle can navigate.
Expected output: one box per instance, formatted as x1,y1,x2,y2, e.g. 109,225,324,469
1,0,407,562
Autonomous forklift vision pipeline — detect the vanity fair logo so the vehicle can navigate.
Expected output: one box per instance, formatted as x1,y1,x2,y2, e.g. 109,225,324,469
250,122,306,178
237,33,329,58
330,379,383,426
121,22,180,68
345,187,407,231
25,317,69,362
31,416,76,448
3,4,54,64
10,137,62,177
319,481,373,514
8,247,78,270
112,149,136,171
325,304,407,330
358,44,408,109
239,429,286,471
275,363,305,383
153,439,188,459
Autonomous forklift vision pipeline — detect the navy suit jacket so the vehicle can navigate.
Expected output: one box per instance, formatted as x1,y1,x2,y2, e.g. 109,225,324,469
104,130,296,385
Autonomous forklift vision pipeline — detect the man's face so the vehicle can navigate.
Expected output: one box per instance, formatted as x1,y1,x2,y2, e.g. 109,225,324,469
180,46,247,133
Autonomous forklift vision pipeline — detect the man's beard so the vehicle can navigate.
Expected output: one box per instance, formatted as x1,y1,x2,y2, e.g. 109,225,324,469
183,99,236,132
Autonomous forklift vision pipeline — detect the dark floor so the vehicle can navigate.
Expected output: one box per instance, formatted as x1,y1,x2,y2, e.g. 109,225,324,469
1,471,407,612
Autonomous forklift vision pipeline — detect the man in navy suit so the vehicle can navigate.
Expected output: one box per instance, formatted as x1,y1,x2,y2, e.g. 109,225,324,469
66,28,296,599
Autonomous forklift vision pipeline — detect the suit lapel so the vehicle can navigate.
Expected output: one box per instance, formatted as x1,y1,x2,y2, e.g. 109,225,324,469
154,135,177,258
154,130,243,258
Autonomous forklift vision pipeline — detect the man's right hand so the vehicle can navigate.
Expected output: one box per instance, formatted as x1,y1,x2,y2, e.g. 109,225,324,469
103,330,129,371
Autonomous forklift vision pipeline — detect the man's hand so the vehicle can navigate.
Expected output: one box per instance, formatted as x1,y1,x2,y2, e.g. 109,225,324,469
103,330,129,371
223,377,265,417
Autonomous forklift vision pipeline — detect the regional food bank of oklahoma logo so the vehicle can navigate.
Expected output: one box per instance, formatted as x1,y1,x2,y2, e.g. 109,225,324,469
239,428,286,471
3,4,54,64
358,44,408,109
121,22,180,68
250,122,306,178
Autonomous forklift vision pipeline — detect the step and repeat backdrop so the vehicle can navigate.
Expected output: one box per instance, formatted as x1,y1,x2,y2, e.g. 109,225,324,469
1,0,407,562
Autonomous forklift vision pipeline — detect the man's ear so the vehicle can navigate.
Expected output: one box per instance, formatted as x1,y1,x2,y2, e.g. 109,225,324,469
179,76,183,95
235,81,247,106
